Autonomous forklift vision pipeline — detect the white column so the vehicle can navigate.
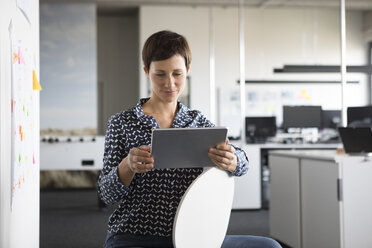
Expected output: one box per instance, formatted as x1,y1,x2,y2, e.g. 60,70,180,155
239,0,246,144
209,7,216,124
339,2,346,247
340,0,347,127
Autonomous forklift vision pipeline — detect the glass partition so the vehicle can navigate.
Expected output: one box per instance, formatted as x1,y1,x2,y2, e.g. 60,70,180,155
40,3,97,136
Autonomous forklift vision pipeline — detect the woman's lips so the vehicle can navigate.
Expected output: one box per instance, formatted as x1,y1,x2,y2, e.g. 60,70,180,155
163,90,177,95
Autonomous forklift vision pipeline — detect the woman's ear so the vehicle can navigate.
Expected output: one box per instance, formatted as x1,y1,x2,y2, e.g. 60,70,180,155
186,65,190,75
143,62,149,77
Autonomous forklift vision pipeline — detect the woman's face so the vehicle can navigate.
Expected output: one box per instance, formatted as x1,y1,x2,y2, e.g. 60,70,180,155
145,54,189,104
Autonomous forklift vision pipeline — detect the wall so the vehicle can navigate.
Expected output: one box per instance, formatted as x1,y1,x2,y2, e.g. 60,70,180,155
139,6,368,127
97,9,139,134
0,0,40,247
215,8,367,134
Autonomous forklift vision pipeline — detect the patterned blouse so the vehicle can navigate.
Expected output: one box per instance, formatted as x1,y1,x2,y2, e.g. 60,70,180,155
98,98,249,237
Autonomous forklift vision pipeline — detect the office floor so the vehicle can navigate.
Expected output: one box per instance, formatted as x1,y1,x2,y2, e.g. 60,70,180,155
40,188,287,248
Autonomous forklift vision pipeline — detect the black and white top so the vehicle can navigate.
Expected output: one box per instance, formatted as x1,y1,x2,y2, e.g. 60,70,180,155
98,98,249,238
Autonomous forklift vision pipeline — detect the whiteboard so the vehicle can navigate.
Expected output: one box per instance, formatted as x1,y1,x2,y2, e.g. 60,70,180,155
0,0,40,247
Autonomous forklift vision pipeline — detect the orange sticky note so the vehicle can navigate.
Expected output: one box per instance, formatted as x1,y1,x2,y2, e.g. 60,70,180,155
19,125,23,141
13,51,19,64
33,70,42,91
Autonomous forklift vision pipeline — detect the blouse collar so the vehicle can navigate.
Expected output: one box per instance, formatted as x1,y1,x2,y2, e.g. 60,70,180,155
133,98,192,128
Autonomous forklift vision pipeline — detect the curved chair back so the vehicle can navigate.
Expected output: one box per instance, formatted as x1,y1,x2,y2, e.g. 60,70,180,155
173,167,235,248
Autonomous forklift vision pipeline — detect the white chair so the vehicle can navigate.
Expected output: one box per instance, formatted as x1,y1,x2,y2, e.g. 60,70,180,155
172,167,235,248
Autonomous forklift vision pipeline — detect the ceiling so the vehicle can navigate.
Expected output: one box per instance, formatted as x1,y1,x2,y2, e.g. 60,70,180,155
41,0,372,10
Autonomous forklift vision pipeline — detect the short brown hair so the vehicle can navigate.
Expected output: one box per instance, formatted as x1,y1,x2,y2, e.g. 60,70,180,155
142,30,191,71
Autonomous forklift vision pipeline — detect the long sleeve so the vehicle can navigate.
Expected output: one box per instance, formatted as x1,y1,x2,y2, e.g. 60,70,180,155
98,114,130,205
230,144,249,176
197,112,249,177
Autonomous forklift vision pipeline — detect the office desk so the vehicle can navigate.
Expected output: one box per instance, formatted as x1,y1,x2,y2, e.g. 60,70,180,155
269,150,372,248
231,142,340,209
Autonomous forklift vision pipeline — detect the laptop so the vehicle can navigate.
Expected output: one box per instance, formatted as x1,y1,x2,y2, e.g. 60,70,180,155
151,127,228,169
338,127,372,155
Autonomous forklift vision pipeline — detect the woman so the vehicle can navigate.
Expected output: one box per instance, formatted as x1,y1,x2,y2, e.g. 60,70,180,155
98,30,281,248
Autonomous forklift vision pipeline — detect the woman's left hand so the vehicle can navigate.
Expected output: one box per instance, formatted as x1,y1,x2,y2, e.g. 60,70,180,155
208,141,237,172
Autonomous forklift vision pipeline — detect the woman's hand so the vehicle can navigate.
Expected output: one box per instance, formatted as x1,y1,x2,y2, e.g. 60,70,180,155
124,145,154,173
118,145,154,187
208,141,237,172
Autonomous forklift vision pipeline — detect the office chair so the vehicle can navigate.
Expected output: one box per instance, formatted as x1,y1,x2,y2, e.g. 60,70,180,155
172,167,235,248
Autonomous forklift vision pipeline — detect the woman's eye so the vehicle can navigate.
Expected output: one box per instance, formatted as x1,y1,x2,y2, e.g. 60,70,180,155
156,74,165,77
173,73,182,77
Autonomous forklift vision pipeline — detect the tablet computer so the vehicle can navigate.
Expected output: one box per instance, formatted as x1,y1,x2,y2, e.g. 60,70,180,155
151,127,228,169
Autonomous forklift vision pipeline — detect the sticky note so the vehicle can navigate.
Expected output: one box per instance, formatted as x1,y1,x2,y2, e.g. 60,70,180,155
13,51,18,64
19,125,24,141
33,70,42,91
18,47,25,64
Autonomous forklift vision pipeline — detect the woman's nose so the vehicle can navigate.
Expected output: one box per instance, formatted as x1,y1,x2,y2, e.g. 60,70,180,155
165,75,175,87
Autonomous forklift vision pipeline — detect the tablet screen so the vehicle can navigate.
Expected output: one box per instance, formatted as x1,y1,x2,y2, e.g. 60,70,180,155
151,127,228,169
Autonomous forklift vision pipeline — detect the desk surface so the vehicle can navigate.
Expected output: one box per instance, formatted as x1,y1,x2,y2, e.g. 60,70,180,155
268,149,372,164
231,141,341,149
269,149,338,161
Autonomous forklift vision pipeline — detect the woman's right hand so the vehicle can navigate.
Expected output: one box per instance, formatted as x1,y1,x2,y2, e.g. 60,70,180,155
118,145,154,187
124,145,154,173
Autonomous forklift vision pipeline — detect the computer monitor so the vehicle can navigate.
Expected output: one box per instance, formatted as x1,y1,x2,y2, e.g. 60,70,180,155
338,127,372,154
283,105,322,129
322,110,341,129
245,117,277,143
347,106,372,127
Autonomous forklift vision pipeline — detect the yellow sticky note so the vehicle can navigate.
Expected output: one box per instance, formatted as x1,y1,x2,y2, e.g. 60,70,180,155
33,70,42,91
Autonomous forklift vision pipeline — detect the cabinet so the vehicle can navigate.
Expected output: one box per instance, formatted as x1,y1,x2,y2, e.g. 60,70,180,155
269,150,372,248
300,159,340,248
270,156,301,248
232,143,339,210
